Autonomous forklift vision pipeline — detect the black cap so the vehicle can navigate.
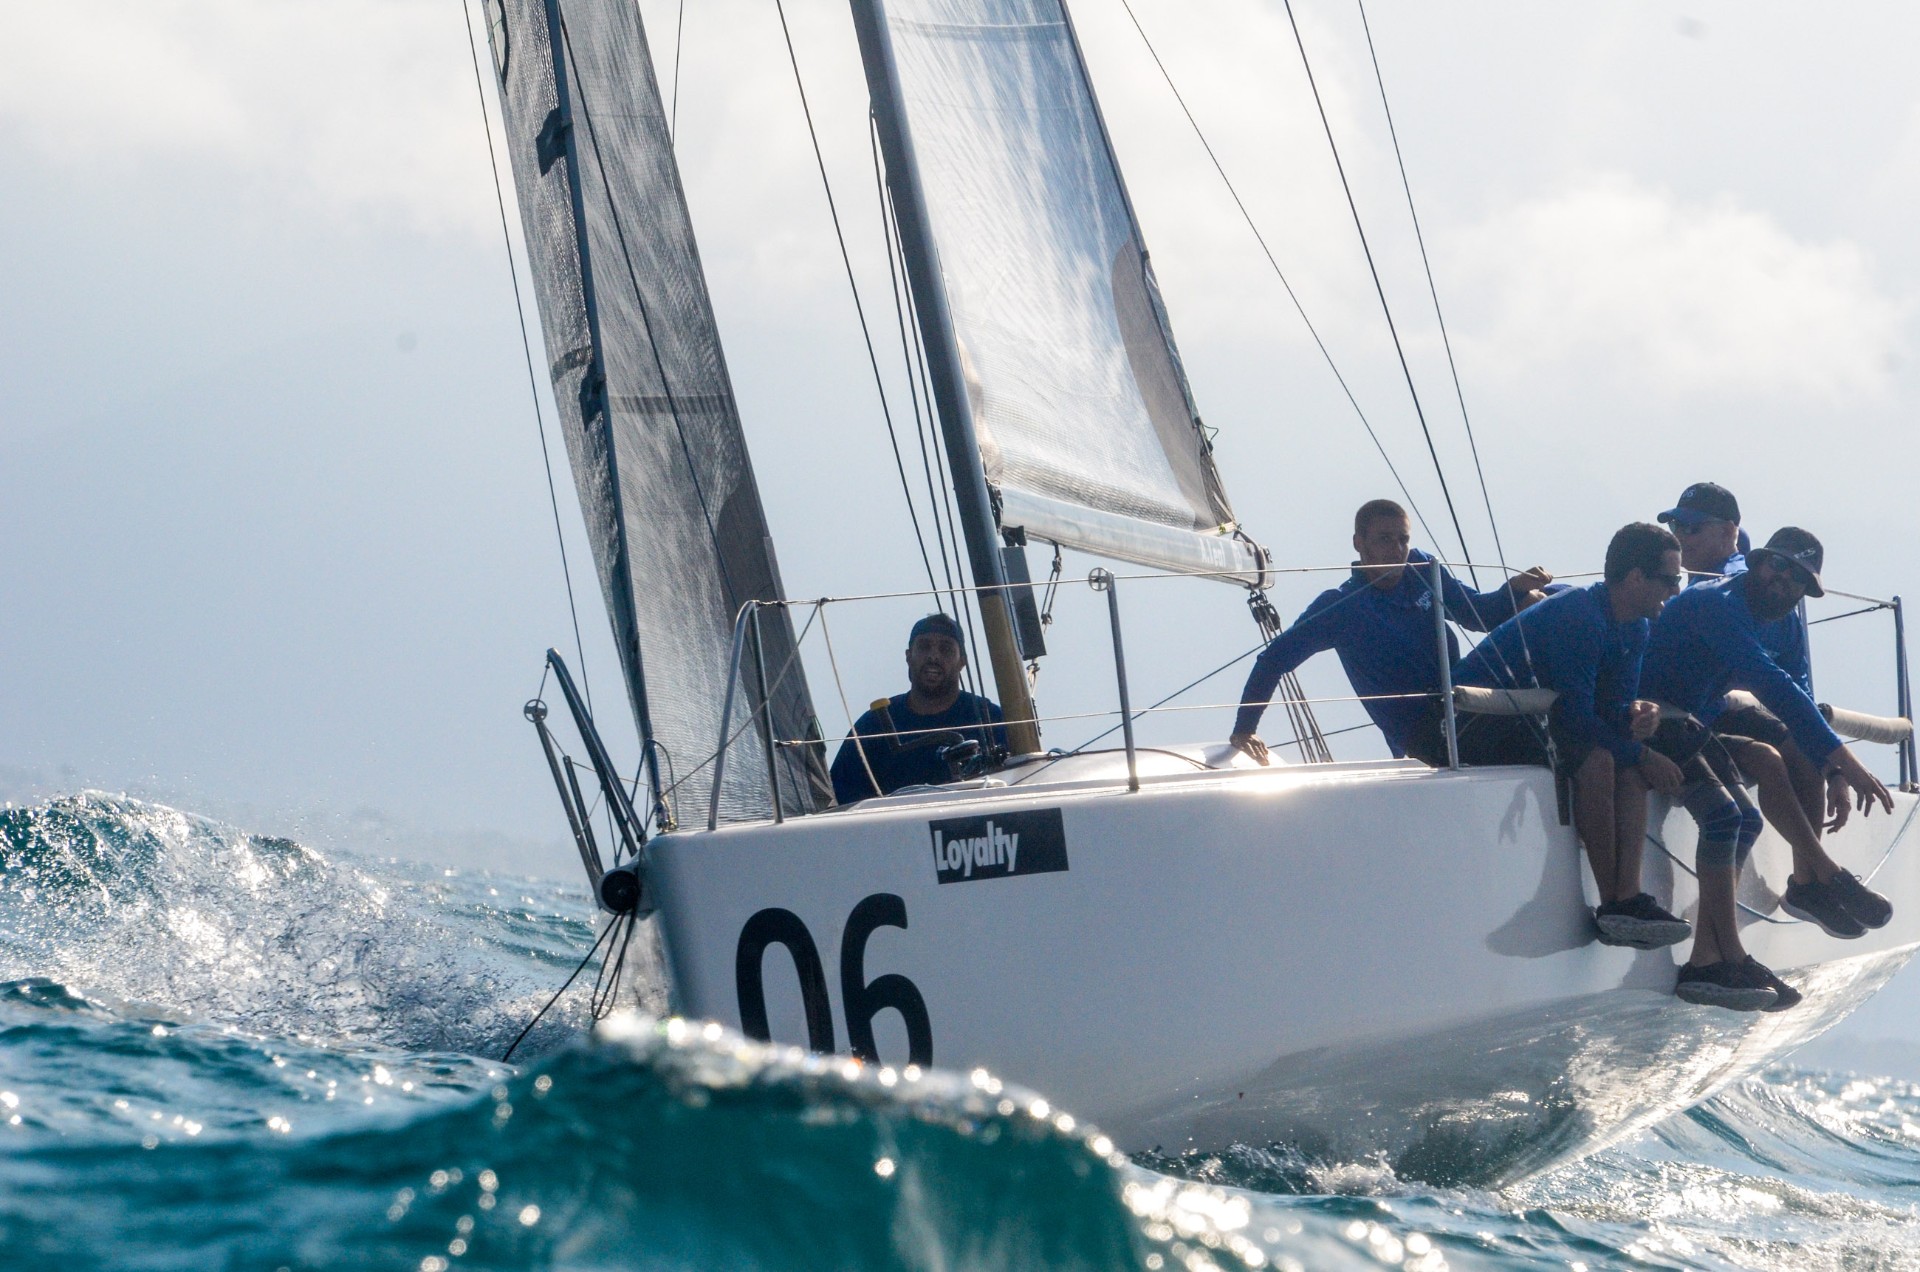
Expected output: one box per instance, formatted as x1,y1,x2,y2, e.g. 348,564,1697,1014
1748,527,1825,597
1657,481,1741,528
908,612,965,649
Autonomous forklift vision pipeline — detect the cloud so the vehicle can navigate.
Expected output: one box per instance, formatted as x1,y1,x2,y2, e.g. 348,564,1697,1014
0,1,497,235
1447,175,1907,401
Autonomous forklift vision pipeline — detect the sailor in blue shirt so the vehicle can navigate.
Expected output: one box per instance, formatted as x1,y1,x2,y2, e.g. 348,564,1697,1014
1658,480,1810,695
1641,526,1894,940
1229,499,1550,763
1658,487,1825,923
830,614,1006,805
1412,524,1696,955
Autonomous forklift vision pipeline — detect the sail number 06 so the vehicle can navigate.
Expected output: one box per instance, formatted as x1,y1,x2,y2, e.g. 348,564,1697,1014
734,893,933,1066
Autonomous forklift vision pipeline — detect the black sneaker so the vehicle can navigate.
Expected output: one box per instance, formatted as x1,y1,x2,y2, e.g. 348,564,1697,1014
1826,870,1893,930
1594,893,1692,949
1782,877,1869,939
1675,959,1779,1011
1742,957,1803,1012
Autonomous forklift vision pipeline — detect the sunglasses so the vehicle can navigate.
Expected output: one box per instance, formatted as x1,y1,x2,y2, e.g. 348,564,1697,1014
1754,555,1809,584
1649,571,1685,589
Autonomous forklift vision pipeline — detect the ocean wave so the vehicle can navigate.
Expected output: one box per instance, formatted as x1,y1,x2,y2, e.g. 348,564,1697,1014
0,1014,1159,1271
0,793,624,1057
5,795,1920,1269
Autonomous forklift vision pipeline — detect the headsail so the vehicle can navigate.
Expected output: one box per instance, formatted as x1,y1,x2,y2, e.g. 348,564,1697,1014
486,0,828,824
858,0,1265,582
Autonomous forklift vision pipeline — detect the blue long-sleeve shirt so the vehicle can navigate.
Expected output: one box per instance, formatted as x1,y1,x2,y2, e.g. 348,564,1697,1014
1640,574,1842,764
1454,581,1647,765
830,691,1006,804
1232,549,1522,756
1685,552,1813,697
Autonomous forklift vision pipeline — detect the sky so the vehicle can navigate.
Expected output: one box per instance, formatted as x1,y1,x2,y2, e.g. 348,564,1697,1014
2,0,1919,1036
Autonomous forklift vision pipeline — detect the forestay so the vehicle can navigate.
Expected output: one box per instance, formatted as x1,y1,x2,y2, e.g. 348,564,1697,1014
486,0,829,823
876,0,1264,580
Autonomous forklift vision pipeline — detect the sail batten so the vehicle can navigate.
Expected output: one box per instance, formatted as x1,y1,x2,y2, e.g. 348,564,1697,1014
870,0,1265,583
489,0,828,824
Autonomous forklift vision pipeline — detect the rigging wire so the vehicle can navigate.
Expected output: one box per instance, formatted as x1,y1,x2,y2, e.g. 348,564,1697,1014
866,116,990,705
669,0,687,141
1113,0,1442,555
1354,0,1509,576
1277,0,1480,583
868,122,967,620
768,0,947,606
460,0,595,710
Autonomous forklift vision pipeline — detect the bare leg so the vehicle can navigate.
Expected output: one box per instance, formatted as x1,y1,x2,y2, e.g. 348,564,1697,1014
1572,750,1621,903
1726,738,1837,885
1612,768,1650,902
1688,865,1745,967
1780,737,1828,837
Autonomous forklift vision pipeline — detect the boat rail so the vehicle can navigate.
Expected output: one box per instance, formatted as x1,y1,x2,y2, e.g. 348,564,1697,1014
705,563,1919,831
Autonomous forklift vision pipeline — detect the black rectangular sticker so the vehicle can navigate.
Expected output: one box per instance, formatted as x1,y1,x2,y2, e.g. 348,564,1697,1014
929,808,1068,884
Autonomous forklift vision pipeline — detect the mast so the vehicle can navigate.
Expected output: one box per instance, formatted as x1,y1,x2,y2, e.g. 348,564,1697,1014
847,0,1042,754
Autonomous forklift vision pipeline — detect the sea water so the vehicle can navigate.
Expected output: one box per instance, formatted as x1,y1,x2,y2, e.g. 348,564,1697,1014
2,794,1917,1271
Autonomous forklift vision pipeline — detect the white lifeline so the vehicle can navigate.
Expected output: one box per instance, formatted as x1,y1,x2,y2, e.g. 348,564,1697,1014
645,750,1920,1185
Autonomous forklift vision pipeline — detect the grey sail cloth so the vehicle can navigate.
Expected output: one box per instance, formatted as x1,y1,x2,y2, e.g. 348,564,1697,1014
879,0,1262,580
487,0,829,823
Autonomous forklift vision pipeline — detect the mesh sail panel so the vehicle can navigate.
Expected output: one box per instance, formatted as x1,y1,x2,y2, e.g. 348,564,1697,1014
882,0,1262,579
489,0,828,824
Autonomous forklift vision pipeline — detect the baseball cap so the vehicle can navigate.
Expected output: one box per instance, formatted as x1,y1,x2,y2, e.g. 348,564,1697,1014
1747,527,1825,597
1656,481,1741,528
908,612,965,649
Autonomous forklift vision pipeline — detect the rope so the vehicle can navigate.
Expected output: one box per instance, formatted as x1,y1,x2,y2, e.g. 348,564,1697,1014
818,604,884,799
590,911,640,1019
460,0,594,709
501,916,621,1062
770,0,946,602
1114,0,1442,554
1278,0,1479,583
1354,0,1510,579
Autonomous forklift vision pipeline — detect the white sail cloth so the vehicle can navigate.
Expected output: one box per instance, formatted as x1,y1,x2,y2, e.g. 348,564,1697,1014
881,0,1263,581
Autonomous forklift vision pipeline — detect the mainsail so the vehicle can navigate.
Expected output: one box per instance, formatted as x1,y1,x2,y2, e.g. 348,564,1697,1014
486,0,828,824
856,0,1265,581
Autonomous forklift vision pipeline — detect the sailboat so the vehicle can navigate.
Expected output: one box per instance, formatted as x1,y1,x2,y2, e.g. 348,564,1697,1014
478,0,1920,1184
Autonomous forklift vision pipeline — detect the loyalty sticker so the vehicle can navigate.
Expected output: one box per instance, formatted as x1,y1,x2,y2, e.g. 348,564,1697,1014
928,808,1068,885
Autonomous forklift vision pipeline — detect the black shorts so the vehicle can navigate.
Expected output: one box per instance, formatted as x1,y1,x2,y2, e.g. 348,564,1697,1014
1715,701,1791,750
1407,698,1589,773
1644,716,1744,790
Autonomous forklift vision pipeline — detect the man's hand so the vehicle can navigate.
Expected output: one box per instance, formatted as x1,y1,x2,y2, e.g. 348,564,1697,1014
1826,745,1893,823
1508,566,1554,594
1628,700,1661,742
1230,732,1271,767
1638,748,1684,796
1825,769,1853,833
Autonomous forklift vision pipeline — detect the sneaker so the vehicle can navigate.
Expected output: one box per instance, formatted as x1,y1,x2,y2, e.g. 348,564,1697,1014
1675,959,1779,1011
1782,877,1869,939
1826,870,1893,930
1742,956,1803,1012
1593,893,1692,949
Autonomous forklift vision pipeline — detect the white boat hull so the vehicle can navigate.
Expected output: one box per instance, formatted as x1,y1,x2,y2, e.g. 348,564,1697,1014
646,752,1920,1184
